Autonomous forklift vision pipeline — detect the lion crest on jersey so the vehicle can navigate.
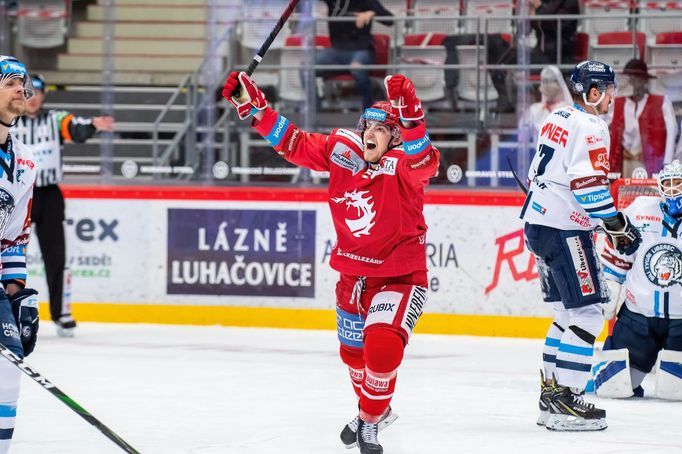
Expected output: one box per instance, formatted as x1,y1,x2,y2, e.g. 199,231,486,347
331,189,376,237
643,243,682,287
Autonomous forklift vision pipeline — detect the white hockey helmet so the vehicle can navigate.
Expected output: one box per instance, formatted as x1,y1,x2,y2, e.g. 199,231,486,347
658,160,682,216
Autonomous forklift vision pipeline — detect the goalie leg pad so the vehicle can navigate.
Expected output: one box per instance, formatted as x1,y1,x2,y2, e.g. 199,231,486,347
655,349,682,400
592,348,634,398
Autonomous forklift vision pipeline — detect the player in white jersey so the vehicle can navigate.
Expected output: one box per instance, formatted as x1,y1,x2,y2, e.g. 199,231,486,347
521,60,642,431
0,55,39,453
12,74,114,337
597,160,682,399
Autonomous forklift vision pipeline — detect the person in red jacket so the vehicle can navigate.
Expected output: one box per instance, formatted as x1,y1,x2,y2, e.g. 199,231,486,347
609,59,678,178
223,71,439,454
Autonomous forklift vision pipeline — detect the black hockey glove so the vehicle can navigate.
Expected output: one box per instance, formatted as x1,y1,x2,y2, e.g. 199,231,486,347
10,288,39,357
602,212,642,256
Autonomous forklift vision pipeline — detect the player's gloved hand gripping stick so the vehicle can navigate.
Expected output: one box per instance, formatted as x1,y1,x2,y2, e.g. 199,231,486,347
222,0,301,118
602,212,642,255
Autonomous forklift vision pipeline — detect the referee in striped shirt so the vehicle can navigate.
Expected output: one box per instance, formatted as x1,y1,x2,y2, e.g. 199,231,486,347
12,75,114,337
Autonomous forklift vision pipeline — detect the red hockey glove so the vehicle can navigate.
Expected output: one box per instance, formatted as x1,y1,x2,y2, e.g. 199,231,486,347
384,74,424,121
222,71,268,120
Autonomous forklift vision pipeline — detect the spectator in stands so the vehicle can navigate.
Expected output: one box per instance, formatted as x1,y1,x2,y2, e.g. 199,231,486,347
522,65,572,136
487,0,579,111
315,0,394,110
11,75,114,337
609,59,678,178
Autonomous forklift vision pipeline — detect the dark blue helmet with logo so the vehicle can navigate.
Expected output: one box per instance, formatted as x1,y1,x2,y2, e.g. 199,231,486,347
569,60,617,95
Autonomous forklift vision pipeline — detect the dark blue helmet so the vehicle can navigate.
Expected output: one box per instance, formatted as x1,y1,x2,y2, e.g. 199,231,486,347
569,60,617,95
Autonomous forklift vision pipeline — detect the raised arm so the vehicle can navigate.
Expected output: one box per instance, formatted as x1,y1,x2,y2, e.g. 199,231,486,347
385,74,440,183
222,71,331,171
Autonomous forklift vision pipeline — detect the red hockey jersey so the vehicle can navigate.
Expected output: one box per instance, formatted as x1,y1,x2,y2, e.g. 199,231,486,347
253,107,440,277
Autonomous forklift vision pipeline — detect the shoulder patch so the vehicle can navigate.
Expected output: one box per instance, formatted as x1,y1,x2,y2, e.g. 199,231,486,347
334,128,364,149
330,142,365,175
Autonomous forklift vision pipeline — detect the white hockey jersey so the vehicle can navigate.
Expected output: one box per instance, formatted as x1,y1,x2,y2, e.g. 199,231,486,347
601,196,682,319
520,104,617,230
0,135,36,287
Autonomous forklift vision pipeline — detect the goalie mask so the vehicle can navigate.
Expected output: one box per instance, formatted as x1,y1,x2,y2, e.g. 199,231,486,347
0,56,35,100
658,160,682,217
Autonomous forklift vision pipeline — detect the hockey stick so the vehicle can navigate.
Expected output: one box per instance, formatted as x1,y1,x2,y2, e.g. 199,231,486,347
232,0,302,97
0,344,141,454
506,154,529,195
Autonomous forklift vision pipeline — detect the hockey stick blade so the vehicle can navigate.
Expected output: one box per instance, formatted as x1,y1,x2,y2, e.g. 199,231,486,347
506,154,529,195
0,344,141,454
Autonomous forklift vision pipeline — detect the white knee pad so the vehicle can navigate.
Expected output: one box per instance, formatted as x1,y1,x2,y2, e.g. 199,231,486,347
567,304,605,339
552,301,569,330
655,349,682,401
593,348,634,398
0,360,20,406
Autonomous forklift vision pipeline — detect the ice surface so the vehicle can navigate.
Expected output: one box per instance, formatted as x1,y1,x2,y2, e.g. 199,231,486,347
9,324,682,453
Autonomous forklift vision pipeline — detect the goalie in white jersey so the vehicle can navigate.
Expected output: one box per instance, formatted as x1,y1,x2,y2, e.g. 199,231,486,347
0,56,39,453
521,60,642,431
595,161,682,400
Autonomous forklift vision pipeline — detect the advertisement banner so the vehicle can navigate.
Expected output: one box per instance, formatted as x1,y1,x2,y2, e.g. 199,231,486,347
27,188,550,322
27,200,156,303
166,208,316,297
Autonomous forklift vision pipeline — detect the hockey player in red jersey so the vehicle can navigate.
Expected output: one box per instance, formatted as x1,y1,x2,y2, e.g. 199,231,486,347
223,71,439,454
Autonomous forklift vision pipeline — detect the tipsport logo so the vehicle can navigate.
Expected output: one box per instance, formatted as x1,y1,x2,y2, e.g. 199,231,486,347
1,62,27,76
364,108,387,122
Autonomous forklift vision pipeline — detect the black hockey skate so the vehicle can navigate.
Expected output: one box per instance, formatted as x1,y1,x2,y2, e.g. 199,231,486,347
56,316,77,338
340,406,397,449
357,419,383,454
537,370,555,426
546,385,607,431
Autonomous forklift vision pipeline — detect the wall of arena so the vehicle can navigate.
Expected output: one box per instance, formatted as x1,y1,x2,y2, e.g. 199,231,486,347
27,185,567,338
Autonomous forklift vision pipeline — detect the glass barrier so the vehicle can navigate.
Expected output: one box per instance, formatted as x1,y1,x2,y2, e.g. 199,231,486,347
5,0,682,187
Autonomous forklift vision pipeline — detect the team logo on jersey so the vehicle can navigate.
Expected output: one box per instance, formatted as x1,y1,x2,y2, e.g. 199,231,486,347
331,189,376,237
588,147,609,174
0,188,15,207
643,243,682,287
330,143,364,175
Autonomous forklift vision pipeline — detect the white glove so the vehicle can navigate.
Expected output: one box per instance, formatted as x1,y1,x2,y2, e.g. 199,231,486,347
602,279,625,320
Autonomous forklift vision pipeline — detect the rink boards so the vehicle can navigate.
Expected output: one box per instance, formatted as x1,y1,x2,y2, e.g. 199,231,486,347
26,185,562,338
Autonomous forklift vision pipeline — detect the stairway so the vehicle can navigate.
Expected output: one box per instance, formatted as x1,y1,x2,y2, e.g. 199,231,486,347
43,84,190,181
42,0,238,86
